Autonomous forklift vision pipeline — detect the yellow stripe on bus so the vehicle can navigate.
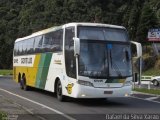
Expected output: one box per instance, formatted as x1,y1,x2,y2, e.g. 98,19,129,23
27,54,41,87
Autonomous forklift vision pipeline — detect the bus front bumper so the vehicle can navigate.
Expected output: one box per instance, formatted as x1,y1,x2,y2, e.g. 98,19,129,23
71,84,132,98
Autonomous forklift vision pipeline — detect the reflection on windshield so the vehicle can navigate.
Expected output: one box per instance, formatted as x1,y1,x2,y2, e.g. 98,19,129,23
79,41,108,78
79,40,132,78
108,44,132,77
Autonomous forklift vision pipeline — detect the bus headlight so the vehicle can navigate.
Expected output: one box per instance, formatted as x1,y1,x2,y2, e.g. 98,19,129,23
123,81,132,86
77,80,94,87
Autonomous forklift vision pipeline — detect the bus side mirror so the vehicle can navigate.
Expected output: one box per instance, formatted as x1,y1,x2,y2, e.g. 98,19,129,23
131,41,142,58
73,37,80,56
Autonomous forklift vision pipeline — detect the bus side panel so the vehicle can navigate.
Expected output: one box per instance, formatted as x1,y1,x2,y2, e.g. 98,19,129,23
27,54,41,87
13,55,41,87
13,66,18,82
35,53,52,89
44,53,64,92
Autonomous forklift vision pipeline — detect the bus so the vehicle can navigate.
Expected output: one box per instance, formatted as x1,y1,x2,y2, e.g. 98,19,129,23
13,23,142,101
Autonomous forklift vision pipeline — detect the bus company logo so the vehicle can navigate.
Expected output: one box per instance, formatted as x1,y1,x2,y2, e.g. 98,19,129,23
65,83,74,94
13,59,18,63
21,57,32,64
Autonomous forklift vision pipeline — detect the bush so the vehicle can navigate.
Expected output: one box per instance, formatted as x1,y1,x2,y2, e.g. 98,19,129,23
142,56,156,70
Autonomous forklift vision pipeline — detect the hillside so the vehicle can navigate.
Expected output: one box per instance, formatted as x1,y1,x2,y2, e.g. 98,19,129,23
0,0,160,68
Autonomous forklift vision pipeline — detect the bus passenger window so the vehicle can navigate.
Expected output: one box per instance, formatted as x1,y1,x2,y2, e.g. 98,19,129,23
34,36,43,53
43,30,63,52
43,33,52,52
27,38,34,54
52,30,63,52
18,41,23,55
14,43,18,56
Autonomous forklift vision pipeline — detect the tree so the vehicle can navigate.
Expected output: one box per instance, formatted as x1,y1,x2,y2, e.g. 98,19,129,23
136,1,158,43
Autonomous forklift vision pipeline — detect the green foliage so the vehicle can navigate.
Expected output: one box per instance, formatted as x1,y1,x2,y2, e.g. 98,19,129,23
136,1,158,43
0,69,13,75
0,0,160,68
0,111,7,120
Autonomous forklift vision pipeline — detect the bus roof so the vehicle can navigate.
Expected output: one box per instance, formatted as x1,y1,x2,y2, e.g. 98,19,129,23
15,22,125,42
64,22,125,29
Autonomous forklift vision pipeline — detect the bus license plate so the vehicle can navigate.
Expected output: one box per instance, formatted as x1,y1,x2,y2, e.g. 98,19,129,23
104,91,113,94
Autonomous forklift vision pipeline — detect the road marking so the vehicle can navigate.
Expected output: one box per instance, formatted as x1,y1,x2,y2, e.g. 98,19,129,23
145,96,159,101
130,96,160,104
0,88,76,120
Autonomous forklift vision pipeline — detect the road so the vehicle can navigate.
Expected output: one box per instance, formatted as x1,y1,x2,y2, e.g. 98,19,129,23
0,77,160,120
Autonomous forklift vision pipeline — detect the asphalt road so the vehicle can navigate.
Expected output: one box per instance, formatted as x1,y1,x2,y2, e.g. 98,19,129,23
0,77,160,120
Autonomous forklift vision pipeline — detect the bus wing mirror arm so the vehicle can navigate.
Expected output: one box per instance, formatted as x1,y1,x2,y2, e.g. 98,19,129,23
131,41,142,58
73,37,80,56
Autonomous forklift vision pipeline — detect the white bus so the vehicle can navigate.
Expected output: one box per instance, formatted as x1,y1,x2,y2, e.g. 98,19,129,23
13,23,142,101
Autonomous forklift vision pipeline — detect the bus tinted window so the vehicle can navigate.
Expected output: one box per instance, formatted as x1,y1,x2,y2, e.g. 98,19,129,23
65,27,76,78
18,41,23,55
34,35,43,53
22,40,27,55
78,27,128,42
27,38,34,54
14,29,63,55
43,30,63,52
14,42,18,55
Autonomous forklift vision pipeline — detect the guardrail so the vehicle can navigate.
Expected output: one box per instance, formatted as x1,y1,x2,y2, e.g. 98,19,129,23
141,76,153,81
141,76,153,90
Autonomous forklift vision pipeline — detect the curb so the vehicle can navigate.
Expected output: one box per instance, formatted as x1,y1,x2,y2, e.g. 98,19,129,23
132,91,160,97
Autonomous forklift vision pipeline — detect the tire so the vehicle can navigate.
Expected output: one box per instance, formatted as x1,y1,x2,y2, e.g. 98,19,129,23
20,74,29,91
20,79,24,90
56,80,65,101
153,79,159,86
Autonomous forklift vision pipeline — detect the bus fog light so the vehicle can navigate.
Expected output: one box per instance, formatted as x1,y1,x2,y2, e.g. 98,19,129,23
81,94,86,97
125,93,129,97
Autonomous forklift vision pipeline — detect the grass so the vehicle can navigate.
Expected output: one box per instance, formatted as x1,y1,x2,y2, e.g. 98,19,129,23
142,68,160,76
133,88,160,95
0,69,13,75
0,111,7,120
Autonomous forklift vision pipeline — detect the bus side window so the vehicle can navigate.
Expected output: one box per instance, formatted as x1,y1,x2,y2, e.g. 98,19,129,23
43,33,52,52
22,40,27,55
27,38,34,54
34,36,43,53
51,30,63,52
43,30,63,52
18,41,23,55
14,43,18,56
59,30,63,51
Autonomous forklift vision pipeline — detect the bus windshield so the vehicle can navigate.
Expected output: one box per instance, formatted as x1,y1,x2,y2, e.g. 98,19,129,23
78,26,132,78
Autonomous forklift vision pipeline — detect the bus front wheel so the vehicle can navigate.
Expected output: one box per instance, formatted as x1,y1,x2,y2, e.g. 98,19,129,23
56,80,65,101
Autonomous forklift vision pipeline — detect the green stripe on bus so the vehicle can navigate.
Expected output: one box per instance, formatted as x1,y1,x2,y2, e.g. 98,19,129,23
35,53,52,89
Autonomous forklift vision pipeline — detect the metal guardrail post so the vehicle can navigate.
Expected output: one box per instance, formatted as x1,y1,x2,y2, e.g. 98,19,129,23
148,81,151,90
